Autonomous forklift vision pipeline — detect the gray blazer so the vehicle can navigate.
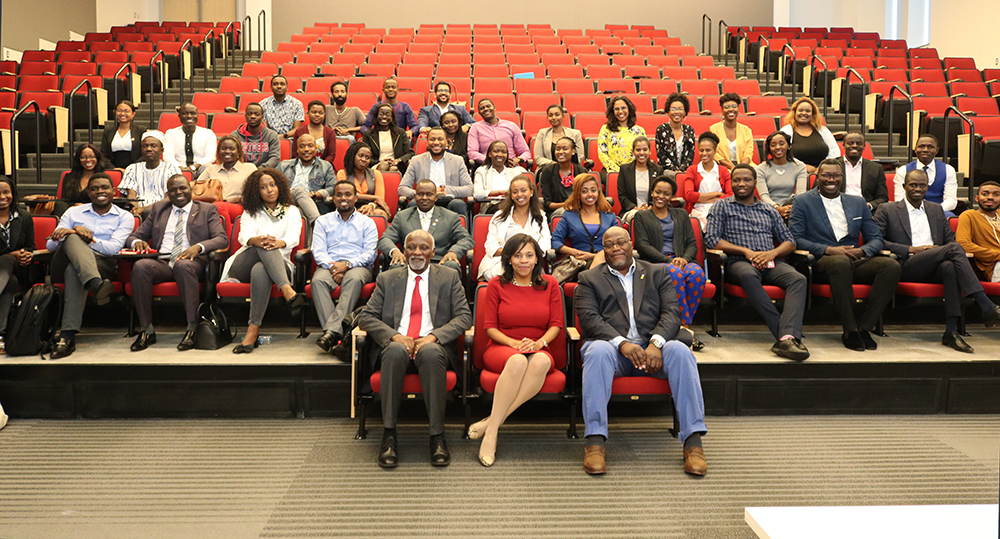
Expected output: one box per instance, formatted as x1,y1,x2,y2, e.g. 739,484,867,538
377,206,473,262
873,199,952,262
357,264,473,369
533,126,585,167
398,152,473,199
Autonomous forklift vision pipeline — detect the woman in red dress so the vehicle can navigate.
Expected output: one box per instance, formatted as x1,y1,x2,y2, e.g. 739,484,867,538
469,234,563,467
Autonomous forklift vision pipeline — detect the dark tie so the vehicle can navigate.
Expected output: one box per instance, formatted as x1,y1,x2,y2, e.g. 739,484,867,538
169,208,185,268
407,276,422,338
922,165,929,175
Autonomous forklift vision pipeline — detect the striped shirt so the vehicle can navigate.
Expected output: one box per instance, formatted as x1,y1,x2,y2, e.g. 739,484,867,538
704,197,793,260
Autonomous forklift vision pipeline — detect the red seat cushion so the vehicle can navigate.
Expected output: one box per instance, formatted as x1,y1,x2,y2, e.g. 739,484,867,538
371,371,457,393
724,283,786,299
982,282,1000,296
217,282,284,298
703,282,716,299
304,282,376,299
479,369,565,394
811,284,871,298
612,376,671,394
125,282,204,296
895,282,944,297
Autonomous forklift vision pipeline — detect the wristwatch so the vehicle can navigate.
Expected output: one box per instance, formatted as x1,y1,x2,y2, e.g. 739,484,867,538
344,260,353,270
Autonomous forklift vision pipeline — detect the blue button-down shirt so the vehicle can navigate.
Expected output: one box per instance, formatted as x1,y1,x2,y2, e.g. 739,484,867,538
47,203,134,257
311,209,378,270
704,197,793,260
607,261,665,350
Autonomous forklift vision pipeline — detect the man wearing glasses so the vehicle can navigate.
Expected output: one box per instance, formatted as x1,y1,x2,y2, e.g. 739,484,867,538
789,159,901,352
575,227,708,477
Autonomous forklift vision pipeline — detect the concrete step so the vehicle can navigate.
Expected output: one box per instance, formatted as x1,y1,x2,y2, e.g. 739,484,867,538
25,154,75,169
14,168,64,186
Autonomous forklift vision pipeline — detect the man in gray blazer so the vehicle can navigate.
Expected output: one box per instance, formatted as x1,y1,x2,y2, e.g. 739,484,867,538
378,179,473,274
127,175,229,351
873,168,1000,353
576,227,707,477
357,230,473,469
398,127,473,217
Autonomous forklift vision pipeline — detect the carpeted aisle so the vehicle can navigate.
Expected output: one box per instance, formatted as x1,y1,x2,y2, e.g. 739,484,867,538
0,416,997,538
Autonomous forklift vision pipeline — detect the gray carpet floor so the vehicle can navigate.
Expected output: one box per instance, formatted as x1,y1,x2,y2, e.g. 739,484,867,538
0,416,997,538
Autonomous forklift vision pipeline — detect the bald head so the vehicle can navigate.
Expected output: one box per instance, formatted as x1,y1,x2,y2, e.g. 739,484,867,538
601,226,634,272
296,134,317,162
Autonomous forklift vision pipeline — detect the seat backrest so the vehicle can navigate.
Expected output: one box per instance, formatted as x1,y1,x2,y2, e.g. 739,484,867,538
471,214,493,281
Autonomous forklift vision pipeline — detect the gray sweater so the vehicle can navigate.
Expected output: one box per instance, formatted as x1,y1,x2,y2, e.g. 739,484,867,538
231,124,281,169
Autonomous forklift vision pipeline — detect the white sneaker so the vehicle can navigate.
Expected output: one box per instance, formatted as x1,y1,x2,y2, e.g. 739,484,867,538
0,402,7,430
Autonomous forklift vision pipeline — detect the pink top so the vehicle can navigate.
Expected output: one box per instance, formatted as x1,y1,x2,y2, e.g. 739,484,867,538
467,119,532,164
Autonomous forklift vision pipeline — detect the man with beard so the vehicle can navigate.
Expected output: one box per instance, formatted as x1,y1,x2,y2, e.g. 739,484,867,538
875,170,1000,352
324,81,366,140
163,103,216,174
277,134,337,223
311,181,378,359
415,81,475,134
119,130,181,216
467,98,531,167
357,229,472,468
836,132,888,211
259,75,304,139
379,179,473,274
398,127,473,217
46,173,135,359
231,103,281,168
957,181,1000,283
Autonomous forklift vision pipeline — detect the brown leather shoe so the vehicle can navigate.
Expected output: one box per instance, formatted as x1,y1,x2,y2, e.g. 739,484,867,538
583,445,607,475
683,446,707,476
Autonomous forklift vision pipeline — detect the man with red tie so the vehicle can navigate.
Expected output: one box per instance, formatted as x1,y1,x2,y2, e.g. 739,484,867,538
357,230,472,469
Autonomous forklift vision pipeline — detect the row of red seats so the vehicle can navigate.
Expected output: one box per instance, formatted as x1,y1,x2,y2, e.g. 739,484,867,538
289,31,677,47
264,46,701,63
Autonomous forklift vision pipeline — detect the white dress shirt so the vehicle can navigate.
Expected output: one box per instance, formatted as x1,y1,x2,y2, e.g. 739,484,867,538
844,158,863,197
418,208,433,231
162,126,217,169
894,160,958,212
821,194,849,241
397,268,433,338
429,155,446,187
607,261,666,350
906,201,934,247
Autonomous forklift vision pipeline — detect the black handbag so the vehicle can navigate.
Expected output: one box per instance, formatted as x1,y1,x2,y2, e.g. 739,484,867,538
193,303,236,350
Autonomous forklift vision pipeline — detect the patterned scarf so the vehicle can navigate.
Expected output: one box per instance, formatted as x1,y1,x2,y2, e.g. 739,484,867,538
263,204,287,222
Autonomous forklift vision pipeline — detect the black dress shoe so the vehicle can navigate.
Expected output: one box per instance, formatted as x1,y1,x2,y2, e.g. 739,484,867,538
316,331,339,353
177,330,196,351
691,336,705,352
92,279,114,306
130,331,156,352
287,293,306,318
859,330,878,350
378,434,398,469
842,331,865,352
430,434,450,467
49,338,75,359
942,331,974,353
330,342,350,361
232,341,258,354
982,305,1000,326
771,337,810,361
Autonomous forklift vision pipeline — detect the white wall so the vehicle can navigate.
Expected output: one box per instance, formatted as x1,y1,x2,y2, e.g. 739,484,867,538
928,0,999,68
783,0,886,35
96,0,159,30
242,0,272,51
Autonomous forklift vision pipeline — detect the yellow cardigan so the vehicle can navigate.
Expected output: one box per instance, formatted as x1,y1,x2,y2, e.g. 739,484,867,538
709,121,754,165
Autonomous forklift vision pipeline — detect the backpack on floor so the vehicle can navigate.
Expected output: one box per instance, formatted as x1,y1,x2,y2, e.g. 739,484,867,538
6,282,63,357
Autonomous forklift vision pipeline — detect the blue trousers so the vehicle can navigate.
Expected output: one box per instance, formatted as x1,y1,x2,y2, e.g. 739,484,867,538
581,340,707,443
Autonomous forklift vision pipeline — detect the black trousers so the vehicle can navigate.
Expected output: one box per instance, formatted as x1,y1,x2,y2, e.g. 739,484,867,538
900,243,984,318
813,254,900,332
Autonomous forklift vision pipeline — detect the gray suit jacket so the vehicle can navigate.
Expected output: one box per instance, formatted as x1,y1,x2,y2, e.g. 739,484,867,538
873,199,952,262
377,206,473,262
126,200,229,263
357,264,473,368
398,152,473,199
575,259,691,347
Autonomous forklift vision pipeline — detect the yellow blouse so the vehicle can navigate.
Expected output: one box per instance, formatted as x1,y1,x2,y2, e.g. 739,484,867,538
597,125,646,173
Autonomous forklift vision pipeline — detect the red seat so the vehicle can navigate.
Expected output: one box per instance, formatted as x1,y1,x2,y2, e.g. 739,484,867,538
956,97,999,116
661,66,699,80
548,64,585,79
950,82,990,98
947,69,984,83
242,63,279,80
564,94,607,115
219,77,260,94
746,95,790,116
647,56,681,69
192,92,235,113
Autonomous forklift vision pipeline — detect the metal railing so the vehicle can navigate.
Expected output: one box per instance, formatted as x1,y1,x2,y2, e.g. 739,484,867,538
113,62,134,108
809,55,831,119
886,85,913,161
701,15,712,56
201,29,215,88
718,20,729,66
178,39,194,104
258,10,267,54
67,78,95,168
942,106,976,206
842,67,868,136
9,101,42,187
241,16,252,66
780,44,797,101
148,50,166,126
756,35,771,93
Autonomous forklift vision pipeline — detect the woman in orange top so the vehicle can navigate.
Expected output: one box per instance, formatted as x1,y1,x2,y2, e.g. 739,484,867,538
335,141,390,220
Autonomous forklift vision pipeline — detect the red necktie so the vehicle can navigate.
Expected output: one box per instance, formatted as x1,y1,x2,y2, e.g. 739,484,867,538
407,276,422,338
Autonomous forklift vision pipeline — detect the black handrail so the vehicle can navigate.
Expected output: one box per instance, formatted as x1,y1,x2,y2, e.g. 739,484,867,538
148,50,166,127
842,67,868,136
886,85,913,161
258,10,267,55
701,15,712,56
242,16,252,67
113,62,134,107
942,106,976,206
178,39,194,104
780,44,797,101
67,78,95,168
201,29,215,88
809,55,831,119
756,35,771,93
718,20,729,66
9,101,42,188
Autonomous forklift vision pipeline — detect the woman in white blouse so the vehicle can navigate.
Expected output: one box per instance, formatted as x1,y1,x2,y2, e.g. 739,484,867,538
100,100,146,170
220,168,306,354
479,175,550,281
473,140,526,214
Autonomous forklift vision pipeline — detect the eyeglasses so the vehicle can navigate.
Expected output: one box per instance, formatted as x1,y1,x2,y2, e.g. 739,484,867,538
722,104,740,110
668,107,686,113
603,238,631,250
818,173,844,180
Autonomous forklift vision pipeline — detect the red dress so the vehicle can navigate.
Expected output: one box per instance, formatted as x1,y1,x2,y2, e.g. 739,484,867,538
483,274,564,373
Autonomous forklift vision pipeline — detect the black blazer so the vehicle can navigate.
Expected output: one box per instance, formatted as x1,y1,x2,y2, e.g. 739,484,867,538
837,157,889,210
617,161,665,215
361,126,415,172
100,123,147,168
575,259,692,347
0,207,35,255
873,200,951,263
537,162,586,212
632,207,697,264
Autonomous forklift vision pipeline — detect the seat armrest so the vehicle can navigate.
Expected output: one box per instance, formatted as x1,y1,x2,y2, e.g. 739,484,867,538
566,327,580,341
464,328,474,348
209,248,230,262
294,248,312,264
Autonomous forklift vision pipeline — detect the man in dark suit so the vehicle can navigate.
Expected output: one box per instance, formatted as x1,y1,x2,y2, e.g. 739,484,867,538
127,174,229,351
790,159,901,352
379,179,473,274
576,227,707,477
874,169,1000,352
837,132,889,211
357,230,473,469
